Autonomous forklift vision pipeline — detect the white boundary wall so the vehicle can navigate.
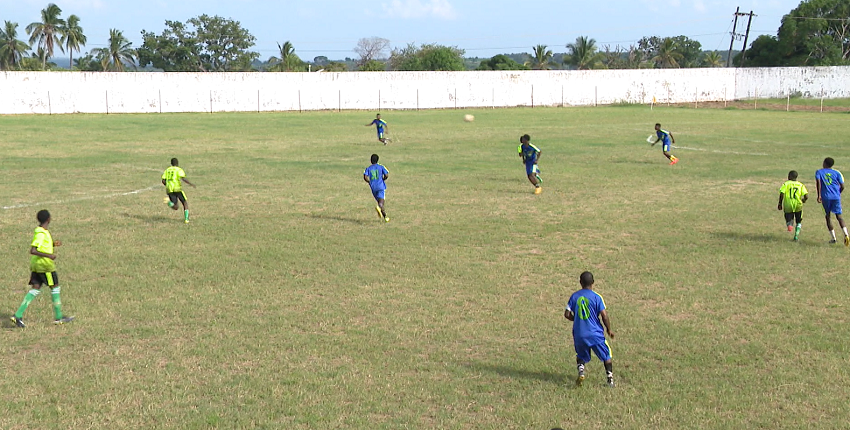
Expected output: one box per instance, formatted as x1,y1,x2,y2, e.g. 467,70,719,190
1,66,848,115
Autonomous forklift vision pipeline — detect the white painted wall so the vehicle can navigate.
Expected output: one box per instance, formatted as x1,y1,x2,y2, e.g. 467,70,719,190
1,67,848,115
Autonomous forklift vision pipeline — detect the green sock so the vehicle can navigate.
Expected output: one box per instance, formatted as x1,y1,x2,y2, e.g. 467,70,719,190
50,287,63,320
795,223,802,239
168,201,175,208
15,289,40,318
536,175,542,184
184,210,189,221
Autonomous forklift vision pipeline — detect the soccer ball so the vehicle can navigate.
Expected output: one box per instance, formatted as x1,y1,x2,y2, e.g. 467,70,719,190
464,114,475,122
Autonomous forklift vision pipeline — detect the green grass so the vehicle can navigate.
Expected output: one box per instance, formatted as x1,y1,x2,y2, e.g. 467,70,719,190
1,106,850,429
742,97,850,109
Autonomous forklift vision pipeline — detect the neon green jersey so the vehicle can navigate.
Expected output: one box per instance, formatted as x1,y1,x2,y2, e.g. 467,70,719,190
30,226,55,273
162,166,186,193
780,180,808,213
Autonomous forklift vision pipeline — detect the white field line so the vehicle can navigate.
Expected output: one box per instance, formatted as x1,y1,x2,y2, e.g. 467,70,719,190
2,185,159,210
672,145,768,156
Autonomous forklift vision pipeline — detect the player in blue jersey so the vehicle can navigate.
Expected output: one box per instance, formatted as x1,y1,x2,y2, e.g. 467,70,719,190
365,113,391,144
565,271,614,387
815,157,848,245
517,134,542,194
651,123,679,165
364,154,390,222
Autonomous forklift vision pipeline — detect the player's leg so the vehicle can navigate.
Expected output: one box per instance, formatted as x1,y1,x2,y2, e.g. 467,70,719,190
11,274,46,327
526,164,541,193
824,201,838,242
44,272,73,324
178,192,189,223
168,193,180,210
784,212,794,232
794,211,803,241
574,344,592,386
591,342,614,387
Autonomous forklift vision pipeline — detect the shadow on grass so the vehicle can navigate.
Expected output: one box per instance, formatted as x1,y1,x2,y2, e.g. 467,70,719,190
305,213,371,225
466,362,564,385
0,311,15,329
121,212,175,223
712,231,825,247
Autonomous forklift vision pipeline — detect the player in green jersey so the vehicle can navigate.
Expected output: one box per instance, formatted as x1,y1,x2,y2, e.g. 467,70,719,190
10,210,74,328
162,158,196,223
778,170,808,241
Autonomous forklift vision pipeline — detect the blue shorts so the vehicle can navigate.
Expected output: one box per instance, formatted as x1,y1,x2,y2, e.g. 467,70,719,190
377,129,384,139
662,142,671,152
525,163,539,176
575,341,612,363
822,199,842,215
372,189,385,200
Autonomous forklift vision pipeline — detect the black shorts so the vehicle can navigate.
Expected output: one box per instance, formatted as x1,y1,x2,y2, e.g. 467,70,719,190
784,211,803,224
167,191,187,205
30,272,59,287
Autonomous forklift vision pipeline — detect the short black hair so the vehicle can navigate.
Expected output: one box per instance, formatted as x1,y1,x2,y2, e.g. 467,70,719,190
580,271,594,288
371,154,379,164
655,123,661,127
788,170,798,180
37,209,50,224
520,134,530,143
171,158,179,166
376,113,381,116
824,157,835,168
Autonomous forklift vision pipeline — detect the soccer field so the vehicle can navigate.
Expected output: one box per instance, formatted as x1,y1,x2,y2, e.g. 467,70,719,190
1,106,849,429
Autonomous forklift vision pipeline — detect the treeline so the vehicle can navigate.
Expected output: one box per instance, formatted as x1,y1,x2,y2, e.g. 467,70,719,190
1,0,846,72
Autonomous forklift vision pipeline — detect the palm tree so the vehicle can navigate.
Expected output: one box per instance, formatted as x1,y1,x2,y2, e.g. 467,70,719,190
525,44,553,70
702,51,724,68
59,15,86,70
267,41,300,72
92,29,135,71
26,3,65,69
652,38,683,68
564,36,603,70
0,21,31,70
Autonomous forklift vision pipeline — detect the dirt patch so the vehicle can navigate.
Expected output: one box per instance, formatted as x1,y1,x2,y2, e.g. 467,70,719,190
665,100,850,113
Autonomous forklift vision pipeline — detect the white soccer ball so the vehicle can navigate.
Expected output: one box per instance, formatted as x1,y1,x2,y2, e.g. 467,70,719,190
464,114,475,122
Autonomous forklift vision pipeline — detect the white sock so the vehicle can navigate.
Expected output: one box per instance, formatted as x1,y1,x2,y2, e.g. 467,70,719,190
843,227,848,237
830,230,837,240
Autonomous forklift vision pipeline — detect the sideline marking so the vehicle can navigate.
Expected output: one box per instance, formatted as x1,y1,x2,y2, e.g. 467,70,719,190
2,185,159,210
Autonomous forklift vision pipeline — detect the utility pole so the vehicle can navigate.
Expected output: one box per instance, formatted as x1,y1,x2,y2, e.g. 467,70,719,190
726,7,740,67
739,11,756,67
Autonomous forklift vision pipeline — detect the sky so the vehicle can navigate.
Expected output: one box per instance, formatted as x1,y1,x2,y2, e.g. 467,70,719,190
0,0,802,62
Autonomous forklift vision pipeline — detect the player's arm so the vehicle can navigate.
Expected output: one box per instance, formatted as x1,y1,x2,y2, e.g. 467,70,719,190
651,136,659,146
30,246,56,260
182,178,197,188
363,174,370,184
535,149,541,164
816,179,823,203
777,193,784,210
564,307,574,321
669,132,675,144
382,173,389,181
599,309,614,339
802,191,808,203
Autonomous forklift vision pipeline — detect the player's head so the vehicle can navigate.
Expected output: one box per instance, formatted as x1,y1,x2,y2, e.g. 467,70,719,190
520,134,530,144
788,170,798,181
823,157,835,168
579,271,594,288
171,158,179,166
371,154,379,164
654,123,661,130
376,113,381,119
36,209,51,225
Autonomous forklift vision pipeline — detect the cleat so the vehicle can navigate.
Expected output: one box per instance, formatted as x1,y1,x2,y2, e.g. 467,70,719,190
829,239,837,244
787,225,794,232
793,237,799,242
533,187,542,195
10,316,25,328
384,217,390,223
845,236,849,247
184,219,190,224
607,377,615,388
163,197,170,204
375,206,383,220
576,364,585,387
54,316,75,325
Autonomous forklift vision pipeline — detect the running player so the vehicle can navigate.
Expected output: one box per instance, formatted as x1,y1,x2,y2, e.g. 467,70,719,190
565,271,614,387
364,154,390,222
365,113,390,144
777,170,808,241
10,209,74,328
517,134,542,194
162,158,196,224
815,157,848,245
651,123,679,165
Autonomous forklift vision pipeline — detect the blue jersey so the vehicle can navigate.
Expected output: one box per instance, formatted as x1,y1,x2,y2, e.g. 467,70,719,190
816,168,844,201
371,119,387,131
567,289,607,347
656,129,672,145
364,164,389,191
519,143,540,164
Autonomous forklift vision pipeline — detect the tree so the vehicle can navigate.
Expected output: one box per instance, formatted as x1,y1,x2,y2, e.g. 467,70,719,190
267,41,305,72
777,0,850,65
92,29,135,71
73,52,101,71
359,59,385,71
26,3,65,69
313,55,329,66
525,44,553,70
389,43,465,71
738,35,783,67
354,37,390,66
322,61,348,72
476,54,529,70
564,36,602,70
0,21,30,70
669,36,702,67
59,15,86,70
601,45,625,69
701,51,724,67
138,15,258,72
651,38,684,68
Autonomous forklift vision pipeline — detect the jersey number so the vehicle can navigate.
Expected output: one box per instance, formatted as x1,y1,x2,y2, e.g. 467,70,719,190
370,170,380,180
165,171,178,181
577,297,591,320
789,188,798,199
825,173,833,185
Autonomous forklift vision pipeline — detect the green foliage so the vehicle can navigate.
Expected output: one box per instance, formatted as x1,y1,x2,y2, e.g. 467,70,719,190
358,59,385,71
73,53,101,71
91,29,135,71
738,35,783,67
0,21,30,70
59,15,86,70
652,37,685,68
267,41,305,72
389,43,465,71
322,61,348,72
525,44,553,70
564,36,603,70
475,54,529,70
138,15,258,72
25,2,65,69
701,51,724,68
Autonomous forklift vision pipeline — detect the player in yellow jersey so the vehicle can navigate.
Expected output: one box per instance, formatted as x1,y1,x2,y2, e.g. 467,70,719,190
10,210,74,328
778,170,808,241
162,158,196,223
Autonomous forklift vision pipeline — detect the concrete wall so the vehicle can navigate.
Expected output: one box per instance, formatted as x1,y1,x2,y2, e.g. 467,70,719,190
1,66,848,115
